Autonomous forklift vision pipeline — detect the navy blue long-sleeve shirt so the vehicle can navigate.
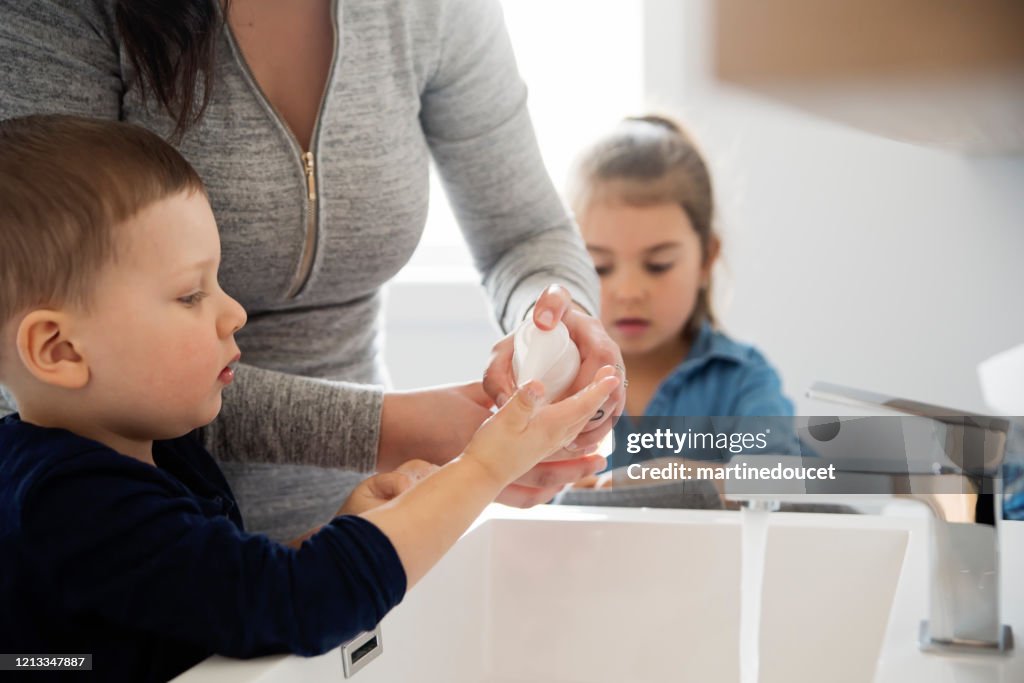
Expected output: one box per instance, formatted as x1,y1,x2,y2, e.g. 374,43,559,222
0,414,406,682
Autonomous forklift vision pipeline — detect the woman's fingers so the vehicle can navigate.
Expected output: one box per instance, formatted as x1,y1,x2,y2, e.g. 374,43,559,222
511,453,607,490
494,482,566,508
482,335,517,407
539,367,620,443
562,413,616,455
572,469,615,489
560,309,627,431
531,284,572,330
454,380,495,410
572,473,601,489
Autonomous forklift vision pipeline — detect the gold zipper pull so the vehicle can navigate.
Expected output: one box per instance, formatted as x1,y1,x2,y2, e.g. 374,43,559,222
303,151,317,201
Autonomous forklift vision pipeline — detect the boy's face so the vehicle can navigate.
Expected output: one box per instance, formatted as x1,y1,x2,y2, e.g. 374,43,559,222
579,200,711,359
74,190,246,440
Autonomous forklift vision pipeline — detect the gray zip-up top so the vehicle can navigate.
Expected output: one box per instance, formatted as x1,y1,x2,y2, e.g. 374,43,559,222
0,0,599,539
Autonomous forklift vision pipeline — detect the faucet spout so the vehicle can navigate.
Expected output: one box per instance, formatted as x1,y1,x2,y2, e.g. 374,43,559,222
726,382,1016,655
920,512,1013,653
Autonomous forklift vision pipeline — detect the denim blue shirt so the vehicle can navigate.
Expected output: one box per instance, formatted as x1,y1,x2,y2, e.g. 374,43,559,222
1002,424,1024,521
607,323,799,470
643,323,794,418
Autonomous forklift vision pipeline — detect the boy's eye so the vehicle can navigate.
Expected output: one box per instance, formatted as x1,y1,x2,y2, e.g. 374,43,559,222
178,291,208,307
593,265,612,277
645,262,674,274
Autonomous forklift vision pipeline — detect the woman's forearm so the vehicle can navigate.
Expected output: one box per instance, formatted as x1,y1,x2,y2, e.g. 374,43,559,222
377,391,447,472
420,0,599,334
376,384,492,472
201,362,383,472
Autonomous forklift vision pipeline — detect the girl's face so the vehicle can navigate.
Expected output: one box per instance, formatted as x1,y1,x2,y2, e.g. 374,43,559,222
579,200,716,360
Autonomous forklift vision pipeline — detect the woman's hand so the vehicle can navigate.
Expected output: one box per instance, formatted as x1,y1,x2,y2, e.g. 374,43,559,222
339,460,439,515
571,469,615,490
483,284,626,457
494,453,609,506
376,380,611,507
377,382,495,473
359,370,619,589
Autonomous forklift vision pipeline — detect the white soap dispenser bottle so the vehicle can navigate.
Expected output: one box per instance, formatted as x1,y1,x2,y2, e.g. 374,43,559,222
511,317,581,402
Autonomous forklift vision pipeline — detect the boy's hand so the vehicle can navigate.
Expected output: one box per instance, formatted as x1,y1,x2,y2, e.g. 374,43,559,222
482,285,626,454
338,460,439,515
463,365,620,491
287,461,439,548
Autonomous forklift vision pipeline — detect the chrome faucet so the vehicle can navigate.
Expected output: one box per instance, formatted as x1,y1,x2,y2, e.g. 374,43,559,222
726,382,1015,654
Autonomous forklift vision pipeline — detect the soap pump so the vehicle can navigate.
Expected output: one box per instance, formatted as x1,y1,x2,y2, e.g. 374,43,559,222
511,316,581,402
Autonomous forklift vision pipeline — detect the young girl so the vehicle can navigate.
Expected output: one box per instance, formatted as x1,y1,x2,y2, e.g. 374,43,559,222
566,115,799,487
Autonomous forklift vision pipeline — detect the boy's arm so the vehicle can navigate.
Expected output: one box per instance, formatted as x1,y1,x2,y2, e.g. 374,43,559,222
362,371,620,586
22,464,404,658
21,373,618,657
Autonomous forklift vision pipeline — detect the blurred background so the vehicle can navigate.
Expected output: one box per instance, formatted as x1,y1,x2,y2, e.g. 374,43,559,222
384,0,1024,415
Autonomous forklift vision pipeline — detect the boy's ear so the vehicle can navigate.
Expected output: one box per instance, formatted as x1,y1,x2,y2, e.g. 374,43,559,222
701,235,722,286
15,310,89,389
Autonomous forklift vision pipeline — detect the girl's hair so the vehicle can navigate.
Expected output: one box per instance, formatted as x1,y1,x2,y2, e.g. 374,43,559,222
115,0,231,140
569,114,718,338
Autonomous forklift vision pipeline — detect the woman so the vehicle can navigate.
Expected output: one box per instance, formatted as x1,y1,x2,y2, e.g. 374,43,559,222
0,0,625,539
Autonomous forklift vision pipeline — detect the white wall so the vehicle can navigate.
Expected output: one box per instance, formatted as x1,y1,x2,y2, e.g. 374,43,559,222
386,0,1024,415
383,279,498,389
641,0,1024,413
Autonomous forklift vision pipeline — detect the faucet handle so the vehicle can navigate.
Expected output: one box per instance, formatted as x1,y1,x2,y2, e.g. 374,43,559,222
808,382,1007,427
806,382,1011,475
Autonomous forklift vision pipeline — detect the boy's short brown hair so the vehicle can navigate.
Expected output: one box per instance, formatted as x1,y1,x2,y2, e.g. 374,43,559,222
0,114,204,331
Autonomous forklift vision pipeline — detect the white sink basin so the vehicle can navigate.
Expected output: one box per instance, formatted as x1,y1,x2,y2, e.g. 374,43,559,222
175,507,1024,683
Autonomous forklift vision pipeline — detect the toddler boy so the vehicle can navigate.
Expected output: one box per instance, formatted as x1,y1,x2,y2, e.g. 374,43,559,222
0,115,618,681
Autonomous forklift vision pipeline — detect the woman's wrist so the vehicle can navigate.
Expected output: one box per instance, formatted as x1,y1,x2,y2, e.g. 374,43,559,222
377,386,492,473
376,391,408,472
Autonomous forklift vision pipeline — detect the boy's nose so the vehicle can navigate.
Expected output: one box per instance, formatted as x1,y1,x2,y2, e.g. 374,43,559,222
220,294,247,336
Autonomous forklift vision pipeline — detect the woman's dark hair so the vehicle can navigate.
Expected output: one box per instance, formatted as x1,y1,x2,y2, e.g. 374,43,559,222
115,0,231,140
